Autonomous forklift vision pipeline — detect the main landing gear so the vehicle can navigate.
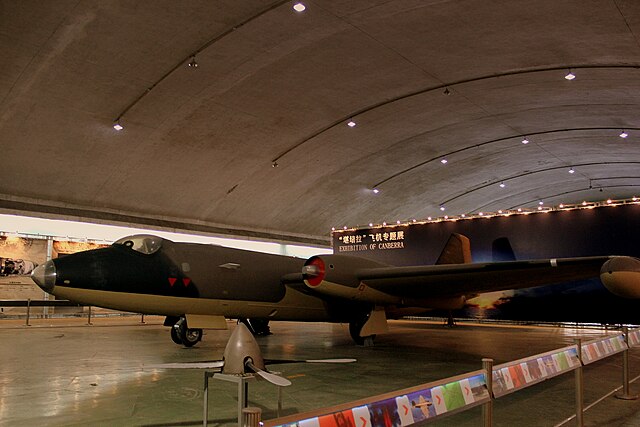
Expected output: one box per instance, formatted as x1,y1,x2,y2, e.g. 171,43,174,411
166,316,203,347
349,317,376,347
238,318,272,336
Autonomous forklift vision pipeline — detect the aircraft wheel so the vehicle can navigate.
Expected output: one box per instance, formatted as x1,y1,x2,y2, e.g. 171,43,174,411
170,327,183,345
250,319,272,336
180,328,203,347
349,320,375,346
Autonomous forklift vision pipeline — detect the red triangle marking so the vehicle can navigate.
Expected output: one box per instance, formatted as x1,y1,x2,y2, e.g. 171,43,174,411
403,405,409,415
436,395,441,405
168,278,177,287
360,416,367,427
465,386,470,395
183,278,191,287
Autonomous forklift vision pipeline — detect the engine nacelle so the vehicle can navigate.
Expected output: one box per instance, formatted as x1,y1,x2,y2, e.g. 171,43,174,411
302,255,401,304
600,256,640,299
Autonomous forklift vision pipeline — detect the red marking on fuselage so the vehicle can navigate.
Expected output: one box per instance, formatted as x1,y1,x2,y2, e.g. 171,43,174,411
183,278,191,287
168,278,177,287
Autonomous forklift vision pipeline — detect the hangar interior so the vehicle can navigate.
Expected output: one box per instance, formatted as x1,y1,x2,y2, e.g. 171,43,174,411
2,0,640,426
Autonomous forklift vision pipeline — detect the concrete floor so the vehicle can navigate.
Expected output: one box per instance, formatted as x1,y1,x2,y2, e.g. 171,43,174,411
2,317,640,427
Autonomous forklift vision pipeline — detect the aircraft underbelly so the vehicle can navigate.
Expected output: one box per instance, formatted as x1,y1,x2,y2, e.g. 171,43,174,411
51,285,332,321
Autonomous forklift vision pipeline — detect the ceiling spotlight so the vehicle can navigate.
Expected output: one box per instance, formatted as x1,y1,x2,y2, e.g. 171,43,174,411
382,222,387,226
569,168,575,174
188,56,198,68
343,226,347,230
538,200,544,205
347,120,356,128
440,158,448,164
372,188,379,194
369,223,373,227
582,201,588,206
538,206,543,210
331,227,335,231
498,210,503,214
293,2,306,12
499,182,506,188
521,137,529,145
461,214,465,217
517,208,522,212
620,130,628,138
113,120,123,131
479,212,484,216
412,219,417,223
559,203,564,208
427,216,432,221
439,205,445,211
564,70,576,80
272,161,278,168
396,220,401,224
607,199,612,204
444,215,449,219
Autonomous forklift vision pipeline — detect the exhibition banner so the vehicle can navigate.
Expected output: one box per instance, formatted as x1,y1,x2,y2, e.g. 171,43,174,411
580,334,627,365
266,370,489,427
491,345,581,398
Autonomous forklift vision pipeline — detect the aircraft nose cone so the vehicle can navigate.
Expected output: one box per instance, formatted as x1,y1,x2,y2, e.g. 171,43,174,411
31,260,56,293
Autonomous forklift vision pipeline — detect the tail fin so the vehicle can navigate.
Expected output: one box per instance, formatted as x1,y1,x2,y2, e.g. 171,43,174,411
436,233,472,265
492,237,516,261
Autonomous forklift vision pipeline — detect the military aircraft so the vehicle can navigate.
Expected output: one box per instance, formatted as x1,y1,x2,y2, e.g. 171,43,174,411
31,233,640,346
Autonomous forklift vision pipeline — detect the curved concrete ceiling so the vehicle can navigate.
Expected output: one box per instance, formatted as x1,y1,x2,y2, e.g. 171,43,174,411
2,0,639,245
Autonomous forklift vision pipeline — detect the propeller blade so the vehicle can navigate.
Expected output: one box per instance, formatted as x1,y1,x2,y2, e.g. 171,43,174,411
305,358,357,364
246,360,292,387
146,361,225,369
266,358,357,365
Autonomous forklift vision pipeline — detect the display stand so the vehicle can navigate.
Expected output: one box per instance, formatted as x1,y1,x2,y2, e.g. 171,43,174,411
203,372,284,427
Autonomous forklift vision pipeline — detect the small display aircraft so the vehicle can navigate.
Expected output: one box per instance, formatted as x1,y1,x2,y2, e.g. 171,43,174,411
31,233,640,346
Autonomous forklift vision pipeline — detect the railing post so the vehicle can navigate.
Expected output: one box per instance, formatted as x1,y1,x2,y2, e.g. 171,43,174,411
616,327,638,400
482,358,493,427
141,314,145,324
26,299,31,326
242,407,261,427
87,306,92,325
574,338,584,427
203,372,212,427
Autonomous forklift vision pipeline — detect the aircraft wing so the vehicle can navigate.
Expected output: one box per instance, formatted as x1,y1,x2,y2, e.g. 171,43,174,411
298,254,637,304
357,256,610,298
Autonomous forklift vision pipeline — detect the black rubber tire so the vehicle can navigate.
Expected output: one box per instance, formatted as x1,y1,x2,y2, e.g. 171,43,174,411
180,328,203,347
170,326,183,345
349,320,375,346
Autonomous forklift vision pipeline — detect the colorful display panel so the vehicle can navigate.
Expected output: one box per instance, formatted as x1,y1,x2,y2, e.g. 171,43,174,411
580,334,627,365
492,346,581,398
628,328,640,348
268,372,489,427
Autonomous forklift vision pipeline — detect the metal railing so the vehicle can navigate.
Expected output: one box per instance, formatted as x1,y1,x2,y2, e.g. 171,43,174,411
0,299,146,326
264,327,640,427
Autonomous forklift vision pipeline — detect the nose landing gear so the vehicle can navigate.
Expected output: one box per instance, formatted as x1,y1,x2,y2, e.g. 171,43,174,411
168,317,203,347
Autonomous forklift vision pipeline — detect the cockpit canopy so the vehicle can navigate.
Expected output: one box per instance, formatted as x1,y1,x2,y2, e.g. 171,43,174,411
113,235,163,255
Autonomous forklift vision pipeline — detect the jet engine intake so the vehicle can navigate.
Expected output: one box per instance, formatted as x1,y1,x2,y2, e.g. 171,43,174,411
302,255,400,304
600,256,640,298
